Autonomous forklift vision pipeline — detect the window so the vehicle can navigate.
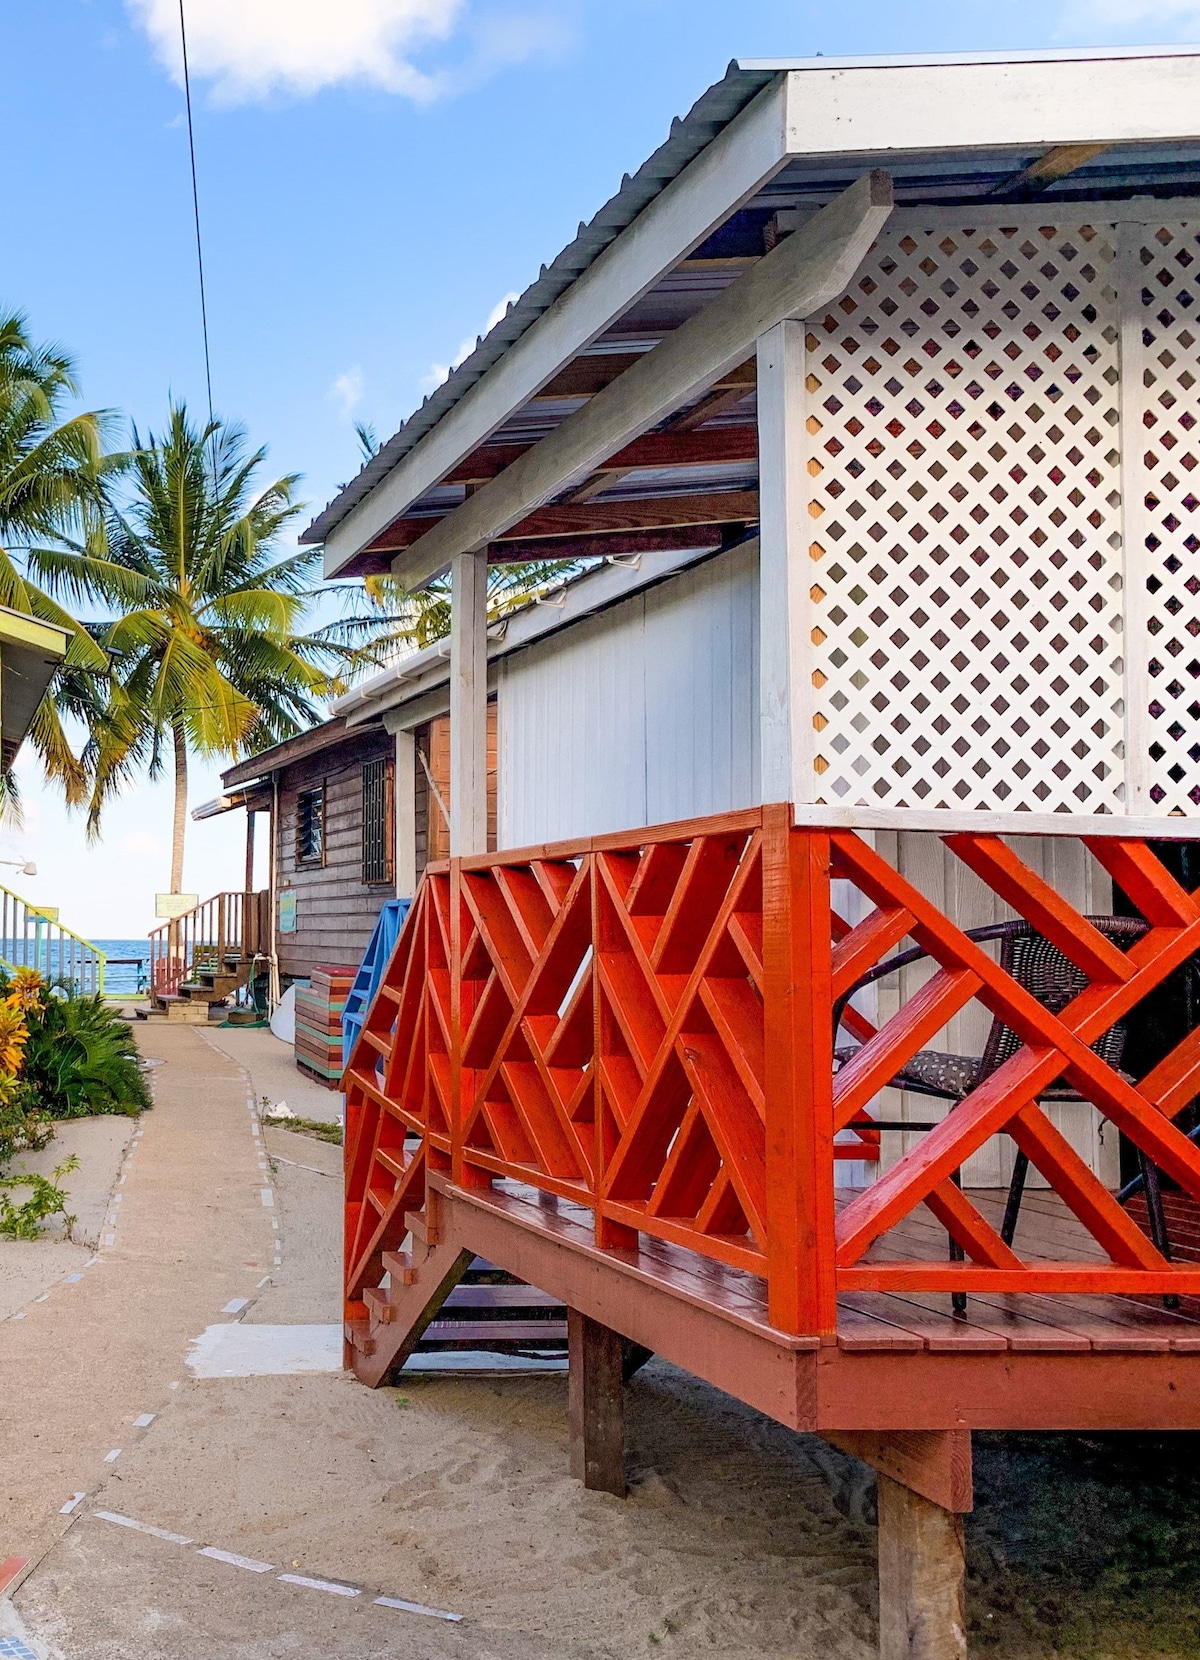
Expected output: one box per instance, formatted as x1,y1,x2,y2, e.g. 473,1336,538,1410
296,786,324,866
361,758,394,885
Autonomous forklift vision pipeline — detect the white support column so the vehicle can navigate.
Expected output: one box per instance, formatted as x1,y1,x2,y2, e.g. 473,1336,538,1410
756,318,811,808
394,727,417,897
1117,218,1152,816
449,549,489,855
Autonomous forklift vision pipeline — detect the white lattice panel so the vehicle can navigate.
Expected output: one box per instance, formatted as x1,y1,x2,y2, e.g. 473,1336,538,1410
803,221,1127,813
1128,221,1200,812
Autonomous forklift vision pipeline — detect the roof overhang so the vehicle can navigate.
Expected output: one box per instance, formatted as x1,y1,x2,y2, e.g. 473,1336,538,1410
308,46,1200,587
0,607,68,760
221,715,384,791
192,785,274,821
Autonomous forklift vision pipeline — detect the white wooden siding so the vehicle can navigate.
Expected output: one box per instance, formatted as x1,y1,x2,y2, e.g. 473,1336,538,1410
497,541,760,848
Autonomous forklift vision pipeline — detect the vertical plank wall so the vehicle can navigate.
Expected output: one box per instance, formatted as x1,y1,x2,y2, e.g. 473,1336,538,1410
497,541,760,847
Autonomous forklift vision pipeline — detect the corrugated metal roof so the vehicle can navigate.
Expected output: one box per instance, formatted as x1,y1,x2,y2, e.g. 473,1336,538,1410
301,61,777,546
302,44,1200,551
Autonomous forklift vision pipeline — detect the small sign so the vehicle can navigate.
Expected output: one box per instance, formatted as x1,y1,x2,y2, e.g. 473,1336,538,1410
30,906,59,923
278,891,297,934
155,893,199,920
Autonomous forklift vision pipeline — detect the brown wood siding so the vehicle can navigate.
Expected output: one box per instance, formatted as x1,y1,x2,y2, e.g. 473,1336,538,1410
275,725,396,981
416,705,497,869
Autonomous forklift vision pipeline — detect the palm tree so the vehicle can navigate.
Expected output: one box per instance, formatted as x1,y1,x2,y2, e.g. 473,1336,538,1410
30,403,345,895
0,310,120,804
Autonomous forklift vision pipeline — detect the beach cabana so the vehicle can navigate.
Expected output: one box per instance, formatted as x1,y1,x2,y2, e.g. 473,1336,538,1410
308,49,1200,1657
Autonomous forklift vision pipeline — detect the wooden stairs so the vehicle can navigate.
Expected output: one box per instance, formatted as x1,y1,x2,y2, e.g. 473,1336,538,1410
346,1196,569,1387
148,890,268,1021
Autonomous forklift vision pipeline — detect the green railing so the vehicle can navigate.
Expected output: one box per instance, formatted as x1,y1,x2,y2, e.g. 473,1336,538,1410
0,883,106,995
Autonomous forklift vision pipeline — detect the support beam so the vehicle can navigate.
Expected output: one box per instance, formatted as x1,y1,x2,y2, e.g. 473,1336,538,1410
823,1430,972,1516
449,551,488,856
370,489,759,555
756,318,809,805
244,808,256,895
567,1309,626,1497
392,171,893,590
877,1475,967,1660
487,525,733,564
395,728,416,897
442,423,759,487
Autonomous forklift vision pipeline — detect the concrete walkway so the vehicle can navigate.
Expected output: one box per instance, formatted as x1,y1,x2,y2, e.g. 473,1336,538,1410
0,1025,275,1575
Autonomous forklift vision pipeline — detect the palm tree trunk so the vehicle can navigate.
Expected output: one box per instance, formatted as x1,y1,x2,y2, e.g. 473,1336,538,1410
171,723,188,894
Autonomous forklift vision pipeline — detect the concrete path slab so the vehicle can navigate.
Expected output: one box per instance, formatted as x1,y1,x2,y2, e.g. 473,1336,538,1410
0,1025,275,1572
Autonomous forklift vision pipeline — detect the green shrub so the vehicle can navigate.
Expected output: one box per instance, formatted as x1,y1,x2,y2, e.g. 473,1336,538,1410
0,1090,53,1166
19,991,151,1120
0,1155,78,1239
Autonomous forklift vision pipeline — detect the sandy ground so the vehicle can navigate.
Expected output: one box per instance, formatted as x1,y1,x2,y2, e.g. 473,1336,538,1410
0,1115,135,1318
7,1025,1193,1657
0,1021,884,1660
202,1025,342,1124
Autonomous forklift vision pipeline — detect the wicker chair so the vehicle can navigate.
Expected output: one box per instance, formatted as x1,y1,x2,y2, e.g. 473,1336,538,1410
831,917,1174,1307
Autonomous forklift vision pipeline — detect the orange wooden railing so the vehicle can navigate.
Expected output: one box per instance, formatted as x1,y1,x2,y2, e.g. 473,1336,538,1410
343,807,1200,1338
149,889,269,998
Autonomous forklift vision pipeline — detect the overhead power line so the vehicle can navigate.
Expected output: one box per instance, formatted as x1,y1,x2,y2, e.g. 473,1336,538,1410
177,0,216,437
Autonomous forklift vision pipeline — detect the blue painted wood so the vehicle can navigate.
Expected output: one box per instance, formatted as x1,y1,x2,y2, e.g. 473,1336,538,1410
342,899,410,1067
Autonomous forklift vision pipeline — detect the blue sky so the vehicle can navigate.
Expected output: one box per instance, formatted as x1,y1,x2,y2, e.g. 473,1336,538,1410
3,0,1197,937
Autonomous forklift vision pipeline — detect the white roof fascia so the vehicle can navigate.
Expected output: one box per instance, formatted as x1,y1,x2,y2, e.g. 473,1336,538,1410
742,45,1200,71
331,539,746,727
776,51,1200,157
320,76,791,579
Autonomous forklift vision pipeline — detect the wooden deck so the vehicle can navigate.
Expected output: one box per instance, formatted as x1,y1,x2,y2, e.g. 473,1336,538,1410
373,1173,1200,1436
343,808,1200,1434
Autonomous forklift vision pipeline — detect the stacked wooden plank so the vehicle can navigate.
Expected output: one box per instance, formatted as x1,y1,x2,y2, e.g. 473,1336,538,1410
294,964,356,1086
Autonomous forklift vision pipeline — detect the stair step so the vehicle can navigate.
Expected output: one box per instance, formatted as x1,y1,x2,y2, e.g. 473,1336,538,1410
363,1286,397,1323
405,1210,440,1247
381,1250,418,1286
344,1319,376,1357
425,1319,568,1343
443,1283,561,1309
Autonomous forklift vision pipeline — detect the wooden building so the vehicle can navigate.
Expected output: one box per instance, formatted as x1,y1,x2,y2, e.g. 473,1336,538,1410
302,47,1200,1656
219,718,400,982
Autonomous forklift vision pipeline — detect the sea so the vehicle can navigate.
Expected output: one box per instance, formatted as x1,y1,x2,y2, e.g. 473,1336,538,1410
92,939,154,997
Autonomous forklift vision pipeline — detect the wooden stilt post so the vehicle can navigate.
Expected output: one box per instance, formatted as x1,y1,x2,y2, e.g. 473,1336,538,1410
877,1475,968,1660
567,1308,626,1496
823,1429,970,1659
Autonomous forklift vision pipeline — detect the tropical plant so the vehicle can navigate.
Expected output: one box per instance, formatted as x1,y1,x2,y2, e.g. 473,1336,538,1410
29,402,348,892
326,559,591,667
0,1090,51,1168
0,1156,78,1240
0,309,121,804
16,980,150,1120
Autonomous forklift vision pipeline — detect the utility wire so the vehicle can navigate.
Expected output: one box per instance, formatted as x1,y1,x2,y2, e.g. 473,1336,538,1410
177,0,216,446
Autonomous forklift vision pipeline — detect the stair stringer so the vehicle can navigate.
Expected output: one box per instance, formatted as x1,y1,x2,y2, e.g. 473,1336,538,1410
346,1226,473,1388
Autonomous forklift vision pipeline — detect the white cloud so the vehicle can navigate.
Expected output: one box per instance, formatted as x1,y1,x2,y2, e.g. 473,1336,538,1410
127,0,568,105
421,290,520,391
331,366,366,419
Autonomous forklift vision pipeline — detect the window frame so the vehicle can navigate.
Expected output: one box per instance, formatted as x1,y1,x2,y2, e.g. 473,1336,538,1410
295,784,325,868
361,757,395,886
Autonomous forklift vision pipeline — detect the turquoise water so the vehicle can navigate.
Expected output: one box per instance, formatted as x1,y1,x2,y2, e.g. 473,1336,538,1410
92,939,152,996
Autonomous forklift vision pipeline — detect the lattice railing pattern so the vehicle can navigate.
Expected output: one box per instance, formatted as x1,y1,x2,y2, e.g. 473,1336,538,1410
1132,220,1200,811
803,220,1127,813
344,810,1200,1338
